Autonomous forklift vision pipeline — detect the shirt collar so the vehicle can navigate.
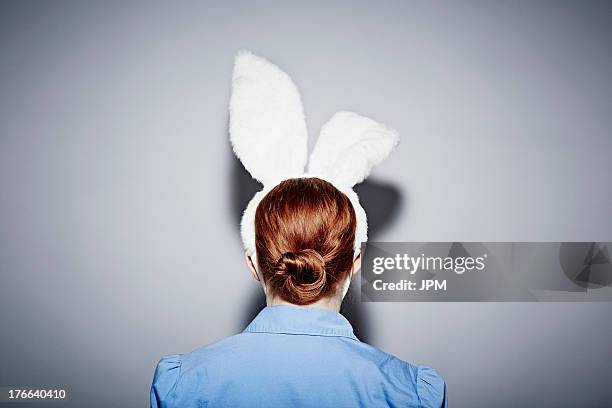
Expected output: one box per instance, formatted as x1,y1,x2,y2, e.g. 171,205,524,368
243,305,358,341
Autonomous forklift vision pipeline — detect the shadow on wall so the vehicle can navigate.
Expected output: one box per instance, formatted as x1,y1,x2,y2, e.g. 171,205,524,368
230,147,404,344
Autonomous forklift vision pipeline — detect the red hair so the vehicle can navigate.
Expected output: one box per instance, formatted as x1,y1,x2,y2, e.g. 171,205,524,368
254,178,357,305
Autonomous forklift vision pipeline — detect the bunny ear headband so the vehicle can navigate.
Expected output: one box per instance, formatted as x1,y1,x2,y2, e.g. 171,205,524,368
230,50,399,258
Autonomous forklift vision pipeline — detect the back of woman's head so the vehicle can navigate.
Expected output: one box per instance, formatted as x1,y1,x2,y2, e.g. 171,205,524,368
254,178,357,305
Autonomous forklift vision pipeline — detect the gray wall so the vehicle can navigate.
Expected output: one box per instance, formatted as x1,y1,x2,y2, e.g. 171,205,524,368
1,1,611,407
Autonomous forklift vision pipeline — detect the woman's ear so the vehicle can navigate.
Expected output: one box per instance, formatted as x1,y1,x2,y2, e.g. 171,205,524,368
351,254,362,280
244,251,260,282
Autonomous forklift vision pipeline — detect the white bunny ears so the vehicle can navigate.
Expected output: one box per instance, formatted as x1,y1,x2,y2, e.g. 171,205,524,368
230,50,399,257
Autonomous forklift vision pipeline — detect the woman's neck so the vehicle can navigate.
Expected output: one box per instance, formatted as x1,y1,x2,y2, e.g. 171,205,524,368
266,294,342,312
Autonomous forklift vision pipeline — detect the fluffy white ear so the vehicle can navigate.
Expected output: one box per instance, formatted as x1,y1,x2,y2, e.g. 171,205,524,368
230,50,308,185
308,111,399,187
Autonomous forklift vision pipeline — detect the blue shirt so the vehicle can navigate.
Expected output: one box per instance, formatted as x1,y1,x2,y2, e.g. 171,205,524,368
151,305,446,407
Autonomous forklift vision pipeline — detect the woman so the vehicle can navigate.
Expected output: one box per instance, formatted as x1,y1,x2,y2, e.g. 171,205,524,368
151,50,446,407
150,177,446,407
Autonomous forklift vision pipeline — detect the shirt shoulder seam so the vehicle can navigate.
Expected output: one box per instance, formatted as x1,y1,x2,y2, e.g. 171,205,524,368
168,356,183,400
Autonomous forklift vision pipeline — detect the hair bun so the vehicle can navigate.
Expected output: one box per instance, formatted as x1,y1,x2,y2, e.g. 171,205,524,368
272,249,327,304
